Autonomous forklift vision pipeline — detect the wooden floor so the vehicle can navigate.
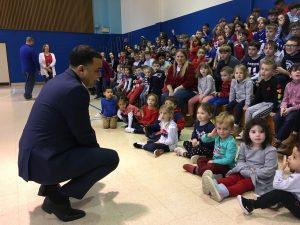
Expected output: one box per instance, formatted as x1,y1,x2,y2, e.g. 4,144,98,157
0,84,298,225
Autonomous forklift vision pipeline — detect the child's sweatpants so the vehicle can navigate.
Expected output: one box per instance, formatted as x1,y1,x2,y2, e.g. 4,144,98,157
196,157,230,177
217,173,254,197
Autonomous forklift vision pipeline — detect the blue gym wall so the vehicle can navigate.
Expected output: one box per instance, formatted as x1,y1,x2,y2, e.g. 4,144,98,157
0,29,122,82
123,0,253,46
122,0,296,46
2,0,290,83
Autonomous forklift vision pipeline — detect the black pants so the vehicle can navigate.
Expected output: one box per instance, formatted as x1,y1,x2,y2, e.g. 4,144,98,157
254,190,300,219
29,147,119,199
143,139,170,153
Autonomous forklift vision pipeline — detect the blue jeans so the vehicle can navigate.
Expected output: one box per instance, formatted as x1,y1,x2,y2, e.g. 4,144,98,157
226,100,245,125
24,72,36,99
161,89,196,110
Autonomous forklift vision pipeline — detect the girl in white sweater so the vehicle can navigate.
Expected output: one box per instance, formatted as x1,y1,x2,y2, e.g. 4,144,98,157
133,105,178,158
238,143,300,219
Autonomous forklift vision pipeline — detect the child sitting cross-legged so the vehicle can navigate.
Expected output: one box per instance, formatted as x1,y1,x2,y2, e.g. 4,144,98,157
133,105,178,158
183,111,237,177
174,103,215,158
202,118,277,202
144,96,185,140
237,144,300,219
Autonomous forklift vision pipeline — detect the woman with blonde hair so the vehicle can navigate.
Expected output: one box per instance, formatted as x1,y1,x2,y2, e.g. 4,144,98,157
161,49,197,110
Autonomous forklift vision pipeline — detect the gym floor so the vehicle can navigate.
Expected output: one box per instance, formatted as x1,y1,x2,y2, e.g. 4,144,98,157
0,85,296,225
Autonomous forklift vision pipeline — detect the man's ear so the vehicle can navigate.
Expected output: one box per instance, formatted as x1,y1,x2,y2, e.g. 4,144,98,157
77,65,84,73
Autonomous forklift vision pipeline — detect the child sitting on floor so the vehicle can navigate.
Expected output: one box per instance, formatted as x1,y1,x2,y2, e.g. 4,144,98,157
238,144,300,219
133,105,178,158
202,118,277,202
183,111,237,177
174,103,215,158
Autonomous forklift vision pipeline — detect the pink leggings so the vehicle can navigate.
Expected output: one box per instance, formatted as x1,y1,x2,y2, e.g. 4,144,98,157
217,173,254,197
188,95,214,115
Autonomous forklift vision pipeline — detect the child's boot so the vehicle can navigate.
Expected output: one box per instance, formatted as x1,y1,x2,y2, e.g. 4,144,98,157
102,117,110,129
110,117,118,129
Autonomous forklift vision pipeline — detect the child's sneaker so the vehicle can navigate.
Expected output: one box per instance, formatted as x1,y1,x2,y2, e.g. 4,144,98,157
174,147,187,156
154,149,164,157
133,142,143,149
205,176,229,202
237,195,254,215
202,170,213,195
125,127,135,133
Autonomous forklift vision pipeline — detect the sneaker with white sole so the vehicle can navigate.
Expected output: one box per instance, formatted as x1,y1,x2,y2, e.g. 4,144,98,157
125,127,135,133
176,147,187,156
202,170,213,195
237,195,254,215
205,176,228,202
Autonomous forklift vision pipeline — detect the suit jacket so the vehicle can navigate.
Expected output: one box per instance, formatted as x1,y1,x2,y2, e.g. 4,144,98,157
18,68,99,182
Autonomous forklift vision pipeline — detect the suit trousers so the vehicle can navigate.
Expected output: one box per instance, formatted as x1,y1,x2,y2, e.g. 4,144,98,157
29,147,119,199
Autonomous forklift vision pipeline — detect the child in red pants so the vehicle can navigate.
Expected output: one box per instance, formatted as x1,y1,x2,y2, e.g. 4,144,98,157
202,118,278,202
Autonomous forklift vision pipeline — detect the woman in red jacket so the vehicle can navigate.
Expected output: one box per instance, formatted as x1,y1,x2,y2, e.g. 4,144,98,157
161,49,197,110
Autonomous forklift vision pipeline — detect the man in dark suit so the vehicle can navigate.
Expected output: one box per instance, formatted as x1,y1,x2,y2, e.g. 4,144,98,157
20,36,39,100
18,45,119,222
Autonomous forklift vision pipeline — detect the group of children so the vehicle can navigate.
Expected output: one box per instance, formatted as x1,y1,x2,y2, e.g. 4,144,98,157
95,61,300,219
94,3,300,218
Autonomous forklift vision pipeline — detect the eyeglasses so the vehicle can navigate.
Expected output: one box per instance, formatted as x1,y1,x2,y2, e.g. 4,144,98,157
284,44,298,48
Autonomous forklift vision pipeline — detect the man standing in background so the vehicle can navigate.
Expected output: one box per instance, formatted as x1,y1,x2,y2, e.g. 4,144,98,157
20,36,39,100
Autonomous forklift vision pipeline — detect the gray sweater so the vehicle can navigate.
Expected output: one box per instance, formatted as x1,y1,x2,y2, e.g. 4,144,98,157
227,143,278,196
229,78,253,106
197,75,216,96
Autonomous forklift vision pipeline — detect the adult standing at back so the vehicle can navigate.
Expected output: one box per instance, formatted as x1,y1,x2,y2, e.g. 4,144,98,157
161,49,197,110
39,44,56,82
20,36,39,100
18,45,119,222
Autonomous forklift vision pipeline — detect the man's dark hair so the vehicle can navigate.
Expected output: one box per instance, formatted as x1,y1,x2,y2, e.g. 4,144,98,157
69,45,101,67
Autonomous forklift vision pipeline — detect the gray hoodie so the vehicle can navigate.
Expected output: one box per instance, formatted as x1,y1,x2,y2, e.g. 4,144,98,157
227,143,278,196
229,78,253,106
